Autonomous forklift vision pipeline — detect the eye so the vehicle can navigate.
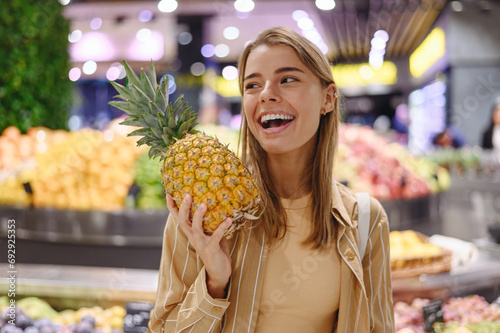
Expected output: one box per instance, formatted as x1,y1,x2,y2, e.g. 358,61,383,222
245,83,259,90
281,77,297,84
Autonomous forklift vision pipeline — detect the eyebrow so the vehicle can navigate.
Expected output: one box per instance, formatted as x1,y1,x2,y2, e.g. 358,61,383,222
243,67,305,82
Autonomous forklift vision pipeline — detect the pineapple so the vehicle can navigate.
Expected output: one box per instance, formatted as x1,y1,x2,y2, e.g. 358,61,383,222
109,61,261,236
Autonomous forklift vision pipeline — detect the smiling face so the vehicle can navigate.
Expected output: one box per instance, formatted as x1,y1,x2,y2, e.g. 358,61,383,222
242,45,333,158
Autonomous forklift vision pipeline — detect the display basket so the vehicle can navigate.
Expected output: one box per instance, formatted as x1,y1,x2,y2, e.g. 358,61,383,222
391,232,453,279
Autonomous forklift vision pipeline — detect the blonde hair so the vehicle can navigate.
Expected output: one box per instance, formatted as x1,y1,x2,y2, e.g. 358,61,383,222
238,27,341,248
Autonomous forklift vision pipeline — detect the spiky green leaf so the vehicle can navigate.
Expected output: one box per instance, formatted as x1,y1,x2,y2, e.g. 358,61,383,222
110,81,132,101
122,60,142,89
139,68,156,100
148,61,157,92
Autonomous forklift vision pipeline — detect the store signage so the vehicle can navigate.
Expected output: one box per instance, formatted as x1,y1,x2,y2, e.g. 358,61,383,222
422,299,445,332
409,27,446,79
330,61,398,88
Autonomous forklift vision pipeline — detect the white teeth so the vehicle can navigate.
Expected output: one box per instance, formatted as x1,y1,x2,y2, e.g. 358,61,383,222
260,114,294,123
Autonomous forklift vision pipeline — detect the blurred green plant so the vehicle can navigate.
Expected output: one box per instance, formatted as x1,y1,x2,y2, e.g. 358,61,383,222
0,0,73,133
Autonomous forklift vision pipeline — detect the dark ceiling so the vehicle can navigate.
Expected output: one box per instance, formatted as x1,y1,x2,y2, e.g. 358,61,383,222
317,0,449,63
68,0,452,64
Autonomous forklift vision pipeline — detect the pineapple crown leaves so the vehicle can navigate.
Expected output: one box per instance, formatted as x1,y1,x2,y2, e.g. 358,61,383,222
109,60,199,160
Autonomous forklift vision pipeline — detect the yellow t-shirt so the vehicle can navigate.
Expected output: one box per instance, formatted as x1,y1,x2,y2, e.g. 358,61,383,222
255,193,342,332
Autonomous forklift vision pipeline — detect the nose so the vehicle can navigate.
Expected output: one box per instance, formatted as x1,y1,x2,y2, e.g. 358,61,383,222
260,82,280,103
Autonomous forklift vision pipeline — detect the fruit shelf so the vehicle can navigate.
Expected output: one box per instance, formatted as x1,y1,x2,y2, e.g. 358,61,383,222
0,263,157,309
0,206,168,269
392,250,500,304
0,193,444,269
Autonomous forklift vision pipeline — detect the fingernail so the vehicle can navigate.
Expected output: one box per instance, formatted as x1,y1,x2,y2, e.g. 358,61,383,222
199,203,206,211
183,195,190,203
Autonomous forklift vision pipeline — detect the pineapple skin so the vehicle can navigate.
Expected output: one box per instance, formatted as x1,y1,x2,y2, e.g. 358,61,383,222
161,132,261,236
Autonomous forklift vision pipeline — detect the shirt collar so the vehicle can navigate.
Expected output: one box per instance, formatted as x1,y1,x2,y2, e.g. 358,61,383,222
331,181,354,228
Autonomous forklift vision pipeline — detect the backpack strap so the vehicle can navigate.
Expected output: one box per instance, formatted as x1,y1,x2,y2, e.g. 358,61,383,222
356,192,371,260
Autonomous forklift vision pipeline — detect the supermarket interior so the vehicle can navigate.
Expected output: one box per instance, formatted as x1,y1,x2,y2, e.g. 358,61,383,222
1,0,500,332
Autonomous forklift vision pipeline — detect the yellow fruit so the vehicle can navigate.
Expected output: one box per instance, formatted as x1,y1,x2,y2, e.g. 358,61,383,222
162,132,261,235
110,316,123,329
110,305,126,317
110,60,262,235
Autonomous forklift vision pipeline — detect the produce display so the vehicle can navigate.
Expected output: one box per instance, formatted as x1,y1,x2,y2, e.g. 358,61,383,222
129,152,165,210
0,107,452,211
0,297,126,333
109,61,261,235
395,295,500,333
390,230,452,278
335,124,451,200
0,121,142,211
390,230,443,263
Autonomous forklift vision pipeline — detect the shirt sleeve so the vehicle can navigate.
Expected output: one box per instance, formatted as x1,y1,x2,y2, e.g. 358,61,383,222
362,198,395,333
148,214,231,333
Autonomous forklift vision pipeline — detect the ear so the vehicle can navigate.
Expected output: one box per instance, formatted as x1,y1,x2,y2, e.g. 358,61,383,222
322,83,337,114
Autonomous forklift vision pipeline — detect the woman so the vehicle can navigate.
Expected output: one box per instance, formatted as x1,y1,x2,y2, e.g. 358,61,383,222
481,104,500,151
149,27,394,332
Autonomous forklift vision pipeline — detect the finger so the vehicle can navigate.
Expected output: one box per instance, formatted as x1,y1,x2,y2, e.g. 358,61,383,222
210,218,232,246
178,194,192,222
166,194,179,216
192,203,207,237
176,195,194,237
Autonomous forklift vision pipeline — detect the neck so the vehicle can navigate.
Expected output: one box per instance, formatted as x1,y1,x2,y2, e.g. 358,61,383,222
266,152,313,199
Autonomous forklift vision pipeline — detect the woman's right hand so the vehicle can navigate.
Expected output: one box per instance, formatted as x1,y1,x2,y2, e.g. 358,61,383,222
166,193,232,299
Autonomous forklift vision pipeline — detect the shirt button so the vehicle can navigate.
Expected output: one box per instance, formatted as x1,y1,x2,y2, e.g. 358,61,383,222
347,252,355,260
213,306,222,312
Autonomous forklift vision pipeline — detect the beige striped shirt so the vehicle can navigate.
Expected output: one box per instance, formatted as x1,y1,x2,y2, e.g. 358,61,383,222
149,181,394,332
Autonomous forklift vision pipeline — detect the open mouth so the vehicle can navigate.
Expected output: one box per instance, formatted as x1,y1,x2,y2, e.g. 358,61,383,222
259,114,295,129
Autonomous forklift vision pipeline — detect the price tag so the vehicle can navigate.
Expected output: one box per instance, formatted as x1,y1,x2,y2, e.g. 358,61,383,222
23,182,33,194
422,299,444,332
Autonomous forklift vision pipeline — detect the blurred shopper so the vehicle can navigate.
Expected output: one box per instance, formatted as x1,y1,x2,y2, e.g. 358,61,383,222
432,125,467,149
481,103,500,152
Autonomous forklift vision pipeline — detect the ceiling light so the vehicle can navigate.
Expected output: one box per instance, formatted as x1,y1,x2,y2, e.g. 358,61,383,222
178,31,193,45
201,44,215,58
138,10,154,22
315,0,336,11
68,30,82,43
370,37,386,50
374,30,389,42
234,0,254,13
190,62,206,76
90,18,102,30
58,0,70,5
297,17,314,30
106,66,121,81
82,61,97,75
223,26,240,40
158,0,178,13
292,10,309,21
292,11,328,55
68,67,81,82
214,44,230,58
222,66,239,80
369,57,383,70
